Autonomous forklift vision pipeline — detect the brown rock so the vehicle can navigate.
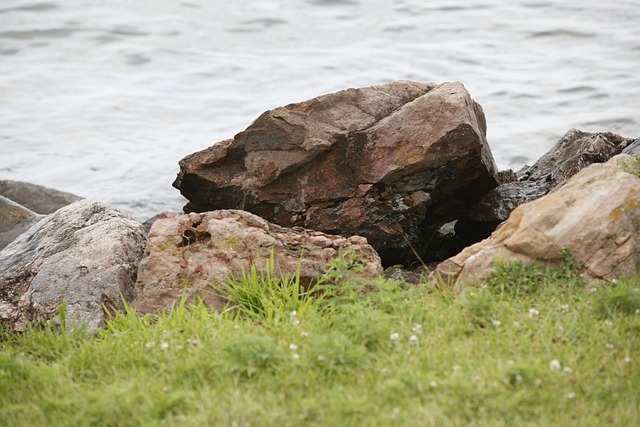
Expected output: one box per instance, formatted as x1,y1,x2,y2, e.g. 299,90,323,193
457,129,635,243
174,81,499,265
434,154,640,288
0,200,147,331
133,209,383,315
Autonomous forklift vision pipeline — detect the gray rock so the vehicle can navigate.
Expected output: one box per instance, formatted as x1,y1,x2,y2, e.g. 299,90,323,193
457,129,635,243
0,199,147,331
0,196,45,250
0,180,82,214
622,138,640,155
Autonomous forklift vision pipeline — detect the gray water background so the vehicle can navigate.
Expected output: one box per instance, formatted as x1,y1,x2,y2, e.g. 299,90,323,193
1,0,639,220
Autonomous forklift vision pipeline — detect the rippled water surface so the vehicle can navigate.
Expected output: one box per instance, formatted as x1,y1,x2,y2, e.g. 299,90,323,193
2,0,639,220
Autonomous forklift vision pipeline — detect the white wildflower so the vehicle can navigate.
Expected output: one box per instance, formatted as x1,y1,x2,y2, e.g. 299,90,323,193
409,334,419,345
515,375,524,384
317,355,325,362
528,308,540,318
289,343,298,351
561,304,569,312
604,320,613,326
160,342,169,350
301,331,310,337
563,367,573,375
605,343,614,349
290,310,300,326
391,408,400,419
145,342,155,348
292,353,300,360
550,359,561,371
567,392,576,399
429,381,438,388
624,357,631,363
491,319,501,326
412,324,423,334
390,332,400,341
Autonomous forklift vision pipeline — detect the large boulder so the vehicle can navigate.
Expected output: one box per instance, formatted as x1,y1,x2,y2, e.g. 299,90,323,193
434,154,640,288
174,81,499,266
0,199,147,331
456,129,635,243
0,196,45,250
133,209,383,315
0,180,82,214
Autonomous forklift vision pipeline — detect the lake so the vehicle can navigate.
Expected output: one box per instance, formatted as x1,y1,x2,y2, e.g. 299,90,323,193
1,0,639,220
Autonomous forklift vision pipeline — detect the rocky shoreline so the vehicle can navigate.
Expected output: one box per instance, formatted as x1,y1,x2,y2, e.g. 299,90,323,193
2,80,639,331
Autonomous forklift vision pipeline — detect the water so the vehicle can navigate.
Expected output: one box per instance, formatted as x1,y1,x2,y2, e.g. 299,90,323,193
2,0,639,221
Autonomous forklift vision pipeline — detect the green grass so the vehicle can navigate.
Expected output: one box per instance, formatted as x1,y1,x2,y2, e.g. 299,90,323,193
1,257,639,426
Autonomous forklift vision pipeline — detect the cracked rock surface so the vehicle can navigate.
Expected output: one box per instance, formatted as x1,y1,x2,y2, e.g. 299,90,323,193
434,154,640,288
174,81,499,265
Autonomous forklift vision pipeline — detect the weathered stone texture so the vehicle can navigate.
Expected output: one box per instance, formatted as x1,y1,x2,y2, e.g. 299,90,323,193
434,154,640,288
457,129,635,243
174,81,499,265
0,199,147,331
133,209,383,315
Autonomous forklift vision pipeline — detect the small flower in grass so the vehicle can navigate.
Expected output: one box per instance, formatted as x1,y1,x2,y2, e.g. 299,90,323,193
292,353,300,360
528,308,540,318
561,304,569,312
390,332,400,341
391,408,400,419
624,356,631,363
491,319,501,327
636,309,640,315
567,392,575,399
604,320,613,326
429,381,438,388
563,367,573,375
412,324,422,334
550,359,561,371
605,343,614,350
317,355,325,362
187,338,199,346
289,343,298,351
380,367,388,374
301,331,310,338
145,342,155,349
409,334,419,345
290,310,300,326
160,342,169,350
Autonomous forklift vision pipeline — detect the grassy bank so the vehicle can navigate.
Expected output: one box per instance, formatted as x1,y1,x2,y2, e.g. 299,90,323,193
1,257,639,426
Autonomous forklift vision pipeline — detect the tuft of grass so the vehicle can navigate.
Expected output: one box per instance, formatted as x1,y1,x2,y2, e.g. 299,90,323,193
1,256,639,426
